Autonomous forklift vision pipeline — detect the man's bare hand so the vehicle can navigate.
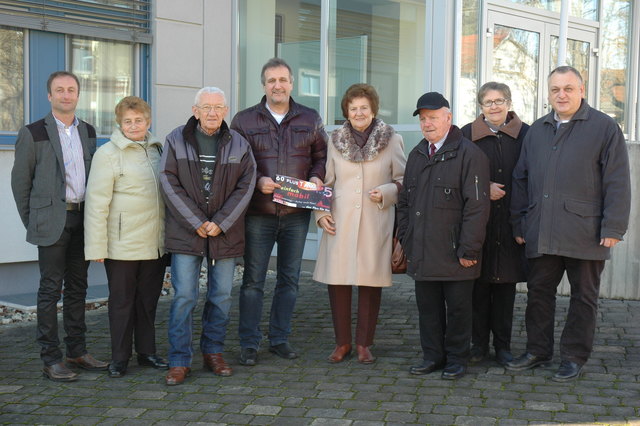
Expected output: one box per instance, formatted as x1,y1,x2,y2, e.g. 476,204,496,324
206,222,222,237
196,222,209,238
310,177,324,188
515,236,526,245
459,258,478,268
490,182,506,201
600,237,620,248
257,176,282,194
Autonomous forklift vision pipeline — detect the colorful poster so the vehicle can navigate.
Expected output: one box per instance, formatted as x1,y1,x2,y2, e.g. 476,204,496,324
272,174,332,212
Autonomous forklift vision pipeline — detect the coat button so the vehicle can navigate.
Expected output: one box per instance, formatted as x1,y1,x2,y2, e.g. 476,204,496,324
356,189,361,193
356,204,361,209
416,211,421,216
356,175,361,179
544,194,549,198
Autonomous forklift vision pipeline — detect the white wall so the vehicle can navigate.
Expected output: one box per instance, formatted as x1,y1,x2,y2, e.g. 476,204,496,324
152,0,233,142
0,150,37,263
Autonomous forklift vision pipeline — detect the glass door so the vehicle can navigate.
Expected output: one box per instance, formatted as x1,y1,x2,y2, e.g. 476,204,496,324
485,9,597,123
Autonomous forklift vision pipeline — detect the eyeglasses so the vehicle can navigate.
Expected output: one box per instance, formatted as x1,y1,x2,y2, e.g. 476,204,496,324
121,118,148,128
480,98,509,107
196,104,227,114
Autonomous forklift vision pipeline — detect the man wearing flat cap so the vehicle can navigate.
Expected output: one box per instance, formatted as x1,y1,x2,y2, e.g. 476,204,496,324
397,92,490,380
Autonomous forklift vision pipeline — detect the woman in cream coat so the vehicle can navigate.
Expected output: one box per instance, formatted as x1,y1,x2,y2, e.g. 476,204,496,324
314,84,406,364
84,96,167,377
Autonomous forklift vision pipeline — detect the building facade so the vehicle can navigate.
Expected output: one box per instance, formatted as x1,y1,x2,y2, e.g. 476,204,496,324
1,0,639,299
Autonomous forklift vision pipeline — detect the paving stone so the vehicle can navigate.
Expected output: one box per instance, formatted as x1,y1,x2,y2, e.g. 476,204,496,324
454,415,497,425
309,419,352,425
385,411,418,422
417,413,456,424
129,390,168,399
67,416,102,424
103,407,145,418
317,390,354,399
432,404,469,415
510,409,554,421
305,408,348,418
344,409,385,421
1,403,40,413
580,395,621,405
279,407,308,417
553,411,597,423
242,404,282,415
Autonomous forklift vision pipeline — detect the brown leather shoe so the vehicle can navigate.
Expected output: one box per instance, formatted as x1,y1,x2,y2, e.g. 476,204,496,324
327,344,352,363
66,353,109,371
43,362,79,382
356,345,376,364
165,366,191,385
203,353,233,376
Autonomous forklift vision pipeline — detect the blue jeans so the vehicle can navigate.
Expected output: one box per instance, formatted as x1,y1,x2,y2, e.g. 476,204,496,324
168,254,236,367
239,212,310,349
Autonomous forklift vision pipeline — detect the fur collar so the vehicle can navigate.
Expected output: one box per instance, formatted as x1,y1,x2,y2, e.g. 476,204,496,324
331,119,394,162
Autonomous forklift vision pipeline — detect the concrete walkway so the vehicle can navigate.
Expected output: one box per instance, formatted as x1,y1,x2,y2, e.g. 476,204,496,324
1,271,639,425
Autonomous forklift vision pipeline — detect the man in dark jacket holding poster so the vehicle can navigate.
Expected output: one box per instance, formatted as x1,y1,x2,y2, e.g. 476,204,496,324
398,92,490,380
507,66,631,382
231,58,327,366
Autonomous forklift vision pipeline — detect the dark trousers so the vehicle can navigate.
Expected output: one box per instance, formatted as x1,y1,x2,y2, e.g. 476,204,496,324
327,285,382,346
415,280,473,365
472,280,517,352
104,258,165,362
525,255,605,365
36,210,89,366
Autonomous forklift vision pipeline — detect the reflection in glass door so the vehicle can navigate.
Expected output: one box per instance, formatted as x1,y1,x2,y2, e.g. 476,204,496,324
485,10,597,123
550,36,591,97
491,25,540,124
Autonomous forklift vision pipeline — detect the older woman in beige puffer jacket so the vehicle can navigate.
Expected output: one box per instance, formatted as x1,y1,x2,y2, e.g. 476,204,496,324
84,96,167,378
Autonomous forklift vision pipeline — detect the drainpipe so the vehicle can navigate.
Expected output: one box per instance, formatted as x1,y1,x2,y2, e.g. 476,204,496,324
557,0,569,66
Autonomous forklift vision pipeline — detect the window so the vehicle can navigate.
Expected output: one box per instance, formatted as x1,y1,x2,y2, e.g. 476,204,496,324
238,0,322,111
508,0,598,20
328,0,425,126
70,36,135,135
599,0,630,132
0,27,24,132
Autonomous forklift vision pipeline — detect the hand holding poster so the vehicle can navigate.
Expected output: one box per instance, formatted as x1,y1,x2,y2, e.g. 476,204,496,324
272,174,332,212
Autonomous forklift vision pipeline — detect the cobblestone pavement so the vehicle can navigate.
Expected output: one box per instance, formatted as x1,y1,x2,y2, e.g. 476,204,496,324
1,271,639,425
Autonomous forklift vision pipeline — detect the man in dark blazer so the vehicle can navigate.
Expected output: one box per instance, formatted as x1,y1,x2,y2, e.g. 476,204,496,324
11,71,108,381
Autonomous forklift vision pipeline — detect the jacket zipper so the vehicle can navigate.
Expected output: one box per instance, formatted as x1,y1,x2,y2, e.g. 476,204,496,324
475,175,479,200
142,143,162,257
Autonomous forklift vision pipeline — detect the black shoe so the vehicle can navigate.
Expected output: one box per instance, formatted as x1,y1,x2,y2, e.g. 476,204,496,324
239,348,258,366
108,360,128,378
269,343,298,359
441,363,466,380
505,352,552,371
495,349,513,366
552,360,583,382
137,354,169,370
409,360,444,375
469,346,488,364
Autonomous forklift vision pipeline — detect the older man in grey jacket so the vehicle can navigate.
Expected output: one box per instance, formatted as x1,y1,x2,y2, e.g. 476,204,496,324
508,66,631,382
